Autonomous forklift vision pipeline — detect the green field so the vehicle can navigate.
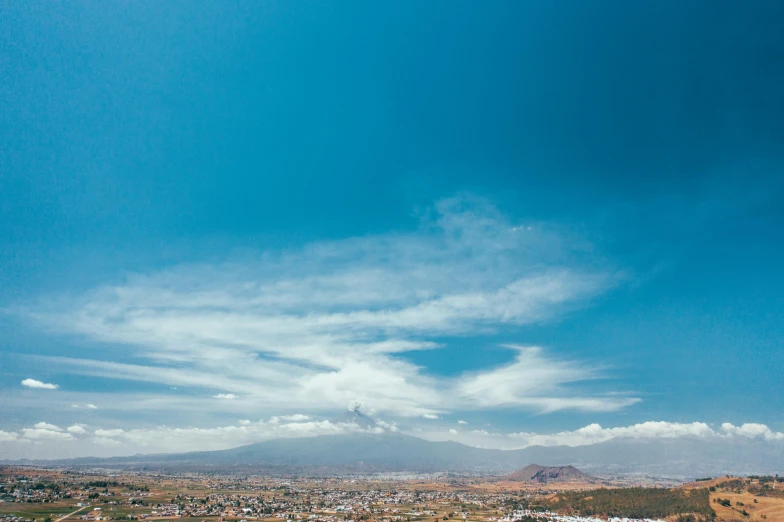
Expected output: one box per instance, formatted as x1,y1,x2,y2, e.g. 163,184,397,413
0,504,81,520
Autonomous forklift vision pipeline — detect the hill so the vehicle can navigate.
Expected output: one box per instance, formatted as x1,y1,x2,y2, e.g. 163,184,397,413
504,464,596,483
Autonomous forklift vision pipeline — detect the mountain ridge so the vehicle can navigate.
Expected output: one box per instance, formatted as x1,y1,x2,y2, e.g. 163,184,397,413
4,432,784,477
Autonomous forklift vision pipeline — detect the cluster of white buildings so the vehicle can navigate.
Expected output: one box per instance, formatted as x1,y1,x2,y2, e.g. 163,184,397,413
503,510,666,522
0,517,33,522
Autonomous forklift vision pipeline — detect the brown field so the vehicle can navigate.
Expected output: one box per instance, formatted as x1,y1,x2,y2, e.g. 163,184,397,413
679,477,784,521
709,490,784,522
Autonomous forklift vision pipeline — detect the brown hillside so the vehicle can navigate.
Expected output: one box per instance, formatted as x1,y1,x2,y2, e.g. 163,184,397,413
680,476,784,521
503,464,597,483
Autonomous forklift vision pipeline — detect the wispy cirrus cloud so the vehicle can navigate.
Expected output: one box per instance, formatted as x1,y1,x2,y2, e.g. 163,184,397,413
16,197,632,419
458,345,639,412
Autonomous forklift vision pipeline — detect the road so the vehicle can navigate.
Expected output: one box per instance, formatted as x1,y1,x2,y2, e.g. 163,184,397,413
55,505,88,522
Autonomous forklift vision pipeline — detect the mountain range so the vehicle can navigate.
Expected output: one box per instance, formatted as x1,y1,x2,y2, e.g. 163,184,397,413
10,431,784,478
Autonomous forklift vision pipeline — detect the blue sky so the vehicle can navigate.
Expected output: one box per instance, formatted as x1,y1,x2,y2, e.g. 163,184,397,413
1,1,784,458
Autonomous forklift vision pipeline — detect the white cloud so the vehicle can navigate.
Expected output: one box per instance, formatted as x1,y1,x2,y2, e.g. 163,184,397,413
239,419,251,425
422,414,440,419
86,404,98,409
0,431,18,442
21,378,59,390
18,197,630,420
67,425,88,435
507,421,717,447
418,420,784,450
448,428,458,435
277,414,309,422
457,420,468,424
94,429,124,437
33,422,62,431
94,437,122,447
721,422,784,441
374,419,399,432
21,424,74,441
